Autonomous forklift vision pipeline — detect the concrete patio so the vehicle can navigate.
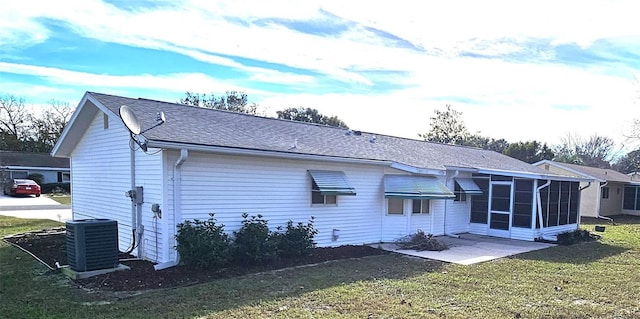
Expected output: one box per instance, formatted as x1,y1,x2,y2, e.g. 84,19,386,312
377,233,555,265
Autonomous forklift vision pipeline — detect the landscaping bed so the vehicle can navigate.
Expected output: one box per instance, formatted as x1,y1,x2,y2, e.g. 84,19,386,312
3,229,387,292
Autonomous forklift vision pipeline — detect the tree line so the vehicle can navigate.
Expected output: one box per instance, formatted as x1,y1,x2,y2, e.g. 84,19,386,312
420,104,639,173
0,94,73,153
3,90,638,175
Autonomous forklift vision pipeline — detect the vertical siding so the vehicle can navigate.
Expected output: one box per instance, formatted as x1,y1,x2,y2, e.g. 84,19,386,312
70,111,136,255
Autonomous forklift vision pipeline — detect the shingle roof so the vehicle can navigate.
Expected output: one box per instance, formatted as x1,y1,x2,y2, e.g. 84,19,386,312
0,151,70,168
89,92,550,174
541,160,631,183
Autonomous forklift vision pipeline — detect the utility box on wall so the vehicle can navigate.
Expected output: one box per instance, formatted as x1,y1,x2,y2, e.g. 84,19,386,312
66,219,119,272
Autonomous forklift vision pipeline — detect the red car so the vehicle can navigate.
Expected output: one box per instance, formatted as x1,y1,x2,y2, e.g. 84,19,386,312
3,179,41,197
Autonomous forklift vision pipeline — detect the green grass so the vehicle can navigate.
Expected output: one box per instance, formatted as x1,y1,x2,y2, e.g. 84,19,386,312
46,195,71,205
1,215,640,318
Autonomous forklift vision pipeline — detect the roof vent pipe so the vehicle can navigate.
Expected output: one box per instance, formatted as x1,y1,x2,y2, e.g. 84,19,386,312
370,135,377,143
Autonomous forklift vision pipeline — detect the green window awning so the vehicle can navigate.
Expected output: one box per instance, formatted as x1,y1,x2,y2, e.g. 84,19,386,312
308,170,356,196
384,175,455,199
455,178,483,195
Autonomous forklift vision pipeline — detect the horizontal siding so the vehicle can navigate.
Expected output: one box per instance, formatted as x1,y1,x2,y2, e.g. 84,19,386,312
469,223,489,236
170,152,387,248
510,227,535,241
134,148,164,262
70,111,135,255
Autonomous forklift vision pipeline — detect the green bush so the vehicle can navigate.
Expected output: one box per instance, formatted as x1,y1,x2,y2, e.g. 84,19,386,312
27,173,44,185
232,213,278,265
274,217,318,258
41,182,71,194
396,230,448,251
557,229,601,245
176,213,231,269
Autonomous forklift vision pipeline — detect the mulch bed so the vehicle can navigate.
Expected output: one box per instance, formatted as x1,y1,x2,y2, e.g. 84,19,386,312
3,228,387,292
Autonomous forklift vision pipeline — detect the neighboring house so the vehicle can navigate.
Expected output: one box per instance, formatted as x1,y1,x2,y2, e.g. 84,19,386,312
53,92,588,268
534,160,639,218
0,151,70,185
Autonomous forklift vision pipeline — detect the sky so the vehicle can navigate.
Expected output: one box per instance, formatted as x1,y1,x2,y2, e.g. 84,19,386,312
1,0,639,150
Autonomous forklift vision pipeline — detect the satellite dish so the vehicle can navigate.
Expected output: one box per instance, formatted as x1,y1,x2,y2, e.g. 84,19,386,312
119,105,141,135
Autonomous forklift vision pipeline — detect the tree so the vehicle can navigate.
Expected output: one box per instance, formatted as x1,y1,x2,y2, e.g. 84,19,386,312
464,134,510,153
0,94,29,151
276,107,349,128
613,149,640,174
179,91,258,115
503,141,555,164
26,100,74,152
419,105,470,145
553,133,615,168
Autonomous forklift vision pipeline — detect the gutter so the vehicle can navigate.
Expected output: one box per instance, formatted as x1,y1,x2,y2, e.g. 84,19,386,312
596,182,614,222
154,149,188,271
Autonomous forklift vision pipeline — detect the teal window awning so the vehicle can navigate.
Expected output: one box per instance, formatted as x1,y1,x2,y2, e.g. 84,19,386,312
384,175,455,199
308,170,356,196
455,178,483,195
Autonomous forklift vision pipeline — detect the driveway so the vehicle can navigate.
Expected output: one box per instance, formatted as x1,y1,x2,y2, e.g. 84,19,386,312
0,194,72,223
378,233,555,265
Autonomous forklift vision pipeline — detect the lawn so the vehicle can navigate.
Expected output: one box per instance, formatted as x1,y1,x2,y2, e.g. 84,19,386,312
1,215,640,318
46,194,71,205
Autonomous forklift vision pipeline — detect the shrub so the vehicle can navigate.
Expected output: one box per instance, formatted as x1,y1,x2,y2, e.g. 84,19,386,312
27,173,44,185
556,229,601,245
232,213,278,265
176,213,231,269
396,230,448,251
274,217,318,259
41,182,71,194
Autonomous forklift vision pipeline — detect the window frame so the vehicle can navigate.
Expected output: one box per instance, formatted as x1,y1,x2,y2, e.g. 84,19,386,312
387,198,405,215
601,186,610,199
454,181,467,202
311,180,337,206
411,199,430,214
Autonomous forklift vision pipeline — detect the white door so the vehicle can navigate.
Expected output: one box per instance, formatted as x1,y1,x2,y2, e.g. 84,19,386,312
488,182,512,238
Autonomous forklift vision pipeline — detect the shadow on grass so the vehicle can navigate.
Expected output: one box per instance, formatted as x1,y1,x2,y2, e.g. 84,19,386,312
116,254,445,318
516,241,628,264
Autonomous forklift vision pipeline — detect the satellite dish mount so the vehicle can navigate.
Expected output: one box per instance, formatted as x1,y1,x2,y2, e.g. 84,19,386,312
119,105,166,152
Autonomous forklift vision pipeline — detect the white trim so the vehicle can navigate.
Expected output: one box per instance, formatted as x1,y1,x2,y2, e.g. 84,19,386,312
389,162,446,176
477,167,591,182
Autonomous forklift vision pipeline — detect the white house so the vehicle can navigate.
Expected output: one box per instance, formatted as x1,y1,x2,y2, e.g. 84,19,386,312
52,92,589,269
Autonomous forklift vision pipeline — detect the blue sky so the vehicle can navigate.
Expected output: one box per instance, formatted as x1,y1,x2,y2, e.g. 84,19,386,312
1,0,639,149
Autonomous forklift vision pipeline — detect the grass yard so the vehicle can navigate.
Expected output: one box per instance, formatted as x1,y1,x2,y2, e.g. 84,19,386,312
46,195,71,205
1,215,640,318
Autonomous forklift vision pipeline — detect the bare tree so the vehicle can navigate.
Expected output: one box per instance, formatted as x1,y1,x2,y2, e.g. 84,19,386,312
27,99,74,152
554,133,615,168
0,94,30,150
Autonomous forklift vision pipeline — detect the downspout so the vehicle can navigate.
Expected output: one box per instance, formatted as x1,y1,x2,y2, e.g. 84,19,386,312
154,149,188,270
596,182,614,222
536,180,552,240
444,170,460,238
578,182,592,228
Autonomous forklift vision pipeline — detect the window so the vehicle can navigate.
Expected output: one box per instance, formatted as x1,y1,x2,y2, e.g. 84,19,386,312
470,177,490,223
601,187,610,199
412,199,429,214
623,186,640,211
537,180,580,228
387,198,404,215
311,180,337,205
10,170,28,179
57,172,71,182
454,182,466,202
512,179,533,228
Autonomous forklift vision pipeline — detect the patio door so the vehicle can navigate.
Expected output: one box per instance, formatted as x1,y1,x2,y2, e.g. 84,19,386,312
488,182,513,238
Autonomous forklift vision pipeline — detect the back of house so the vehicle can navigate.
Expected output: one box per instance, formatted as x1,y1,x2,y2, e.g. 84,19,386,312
53,92,588,266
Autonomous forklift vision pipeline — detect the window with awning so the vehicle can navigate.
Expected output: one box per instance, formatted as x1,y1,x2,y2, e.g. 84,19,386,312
308,170,356,205
383,175,454,199
454,178,483,195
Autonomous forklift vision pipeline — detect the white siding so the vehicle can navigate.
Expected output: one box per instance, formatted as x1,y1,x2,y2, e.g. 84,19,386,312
70,111,136,255
133,148,164,262
510,227,536,241
164,151,390,252
469,223,489,236
443,172,473,234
